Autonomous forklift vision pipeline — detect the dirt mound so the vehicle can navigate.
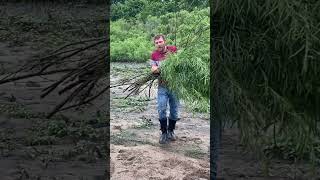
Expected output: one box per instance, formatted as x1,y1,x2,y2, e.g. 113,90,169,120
111,145,209,180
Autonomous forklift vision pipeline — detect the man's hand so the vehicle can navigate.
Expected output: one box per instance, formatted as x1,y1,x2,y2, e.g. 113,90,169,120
151,65,160,74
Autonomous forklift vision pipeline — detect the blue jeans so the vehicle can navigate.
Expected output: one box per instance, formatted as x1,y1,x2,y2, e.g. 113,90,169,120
157,85,179,121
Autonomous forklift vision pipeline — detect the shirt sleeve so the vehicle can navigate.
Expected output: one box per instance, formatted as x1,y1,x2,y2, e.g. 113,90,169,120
150,59,159,67
172,46,177,53
168,46,177,53
150,52,159,67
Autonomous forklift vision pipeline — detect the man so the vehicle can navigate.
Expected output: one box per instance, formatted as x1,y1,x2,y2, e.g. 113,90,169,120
150,34,179,144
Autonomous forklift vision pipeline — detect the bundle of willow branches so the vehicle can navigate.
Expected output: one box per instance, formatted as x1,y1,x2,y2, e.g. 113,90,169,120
120,71,159,99
0,36,108,118
212,0,320,166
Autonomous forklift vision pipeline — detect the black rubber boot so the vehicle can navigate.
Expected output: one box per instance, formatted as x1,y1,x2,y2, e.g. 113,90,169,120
159,119,168,144
167,119,177,141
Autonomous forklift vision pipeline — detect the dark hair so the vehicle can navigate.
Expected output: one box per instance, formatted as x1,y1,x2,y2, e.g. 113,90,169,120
153,34,166,42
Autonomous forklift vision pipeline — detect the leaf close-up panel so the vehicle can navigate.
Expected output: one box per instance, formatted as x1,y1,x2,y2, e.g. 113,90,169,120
211,0,320,179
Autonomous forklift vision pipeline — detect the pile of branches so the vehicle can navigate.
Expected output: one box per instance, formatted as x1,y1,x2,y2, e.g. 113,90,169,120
212,0,320,166
118,71,159,99
0,37,108,118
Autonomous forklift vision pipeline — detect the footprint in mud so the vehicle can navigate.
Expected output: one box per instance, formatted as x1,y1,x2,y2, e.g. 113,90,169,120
113,125,122,131
191,137,203,144
178,136,203,144
161,157,183,168
181,161,198,171
182,168,210,180
116,150,144,166
199,162,210,169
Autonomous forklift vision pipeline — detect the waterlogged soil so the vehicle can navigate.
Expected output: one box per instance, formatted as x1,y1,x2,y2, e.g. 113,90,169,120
0,3,108,180
0,41,108,180
110,63,320,180
110,63,210,180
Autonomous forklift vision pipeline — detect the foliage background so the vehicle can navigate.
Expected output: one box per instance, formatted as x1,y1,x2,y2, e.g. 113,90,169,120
212,0,320,169
111,0,210,112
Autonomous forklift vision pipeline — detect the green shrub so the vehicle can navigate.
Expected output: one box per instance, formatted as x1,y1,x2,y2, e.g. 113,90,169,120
212,0,320,165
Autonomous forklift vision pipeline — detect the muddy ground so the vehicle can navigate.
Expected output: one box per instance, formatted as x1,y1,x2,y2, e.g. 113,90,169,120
0,2,107,180
110,63,320,180
110,63,210,180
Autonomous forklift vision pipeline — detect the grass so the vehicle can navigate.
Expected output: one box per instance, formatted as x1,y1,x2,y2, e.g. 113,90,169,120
111,96,150,112
0,3,106,50
26,135,57,146
111,130,154,146
0,103,107,146
183,145,207,159
133,118,153,129
111,63,149,78
0,103,45,119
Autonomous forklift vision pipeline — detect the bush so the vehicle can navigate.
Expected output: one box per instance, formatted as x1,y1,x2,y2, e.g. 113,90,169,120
212,0,320,165
110,19,153,62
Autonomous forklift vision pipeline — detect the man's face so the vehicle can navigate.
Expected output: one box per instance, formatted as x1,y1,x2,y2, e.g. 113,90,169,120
154,37,166,51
